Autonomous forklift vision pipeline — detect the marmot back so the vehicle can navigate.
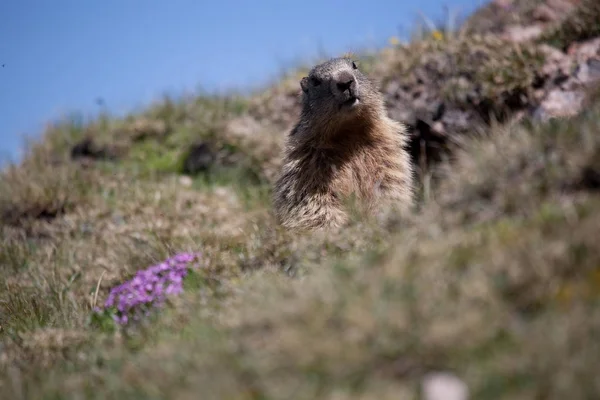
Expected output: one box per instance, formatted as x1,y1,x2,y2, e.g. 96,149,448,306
272,57,414,230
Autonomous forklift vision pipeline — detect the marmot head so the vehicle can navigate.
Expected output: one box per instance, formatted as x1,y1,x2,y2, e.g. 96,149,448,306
299,57,381,123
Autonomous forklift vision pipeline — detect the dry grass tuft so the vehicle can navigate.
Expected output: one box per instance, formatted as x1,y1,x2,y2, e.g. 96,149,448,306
0,147,96,228
431,102,600,227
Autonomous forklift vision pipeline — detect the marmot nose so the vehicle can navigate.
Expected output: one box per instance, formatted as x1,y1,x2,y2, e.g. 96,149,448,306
336,78,354,92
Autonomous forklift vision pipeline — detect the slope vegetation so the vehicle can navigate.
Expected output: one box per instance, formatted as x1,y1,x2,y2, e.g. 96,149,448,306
1,1,600,399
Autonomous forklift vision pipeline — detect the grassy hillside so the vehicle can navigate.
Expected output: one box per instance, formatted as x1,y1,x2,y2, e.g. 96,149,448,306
1,1,600,399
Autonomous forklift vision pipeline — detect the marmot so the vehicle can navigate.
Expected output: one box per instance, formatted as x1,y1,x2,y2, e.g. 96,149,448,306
272,57,414,230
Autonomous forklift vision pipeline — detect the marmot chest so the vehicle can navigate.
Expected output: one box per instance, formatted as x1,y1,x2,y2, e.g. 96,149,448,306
328,150,387,202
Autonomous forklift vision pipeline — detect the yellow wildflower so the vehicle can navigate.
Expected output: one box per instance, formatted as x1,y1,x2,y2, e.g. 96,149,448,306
431,30,444,41
388,36,400,46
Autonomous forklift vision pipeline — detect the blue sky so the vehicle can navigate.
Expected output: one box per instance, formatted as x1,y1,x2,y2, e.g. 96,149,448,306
0,0,485,165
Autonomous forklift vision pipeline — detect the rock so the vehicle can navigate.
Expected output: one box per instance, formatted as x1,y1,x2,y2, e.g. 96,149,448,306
502,24,544,43
539,44,568,63
421,372,469,400
441,110,470,131
533,4,560,22
574,38,600,62
432,121,446,135
575,58,600,84
534,89,586,121
539,44,573,78
178,175,193,187
589,58,600,78
181,142,216,175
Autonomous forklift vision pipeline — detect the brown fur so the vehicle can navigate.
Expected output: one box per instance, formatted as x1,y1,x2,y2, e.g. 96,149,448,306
272,57,414,230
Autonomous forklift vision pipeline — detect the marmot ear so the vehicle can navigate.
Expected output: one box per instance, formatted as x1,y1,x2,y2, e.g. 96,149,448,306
300,77,309,93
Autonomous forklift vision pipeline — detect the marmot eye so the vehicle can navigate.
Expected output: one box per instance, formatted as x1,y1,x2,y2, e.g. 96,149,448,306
352,61,358,69
310,76,321,86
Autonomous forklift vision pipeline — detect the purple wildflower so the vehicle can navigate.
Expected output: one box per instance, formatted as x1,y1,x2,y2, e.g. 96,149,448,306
98,252,202,326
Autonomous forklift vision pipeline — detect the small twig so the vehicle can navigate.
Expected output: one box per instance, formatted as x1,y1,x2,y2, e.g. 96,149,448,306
92,270,107,309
